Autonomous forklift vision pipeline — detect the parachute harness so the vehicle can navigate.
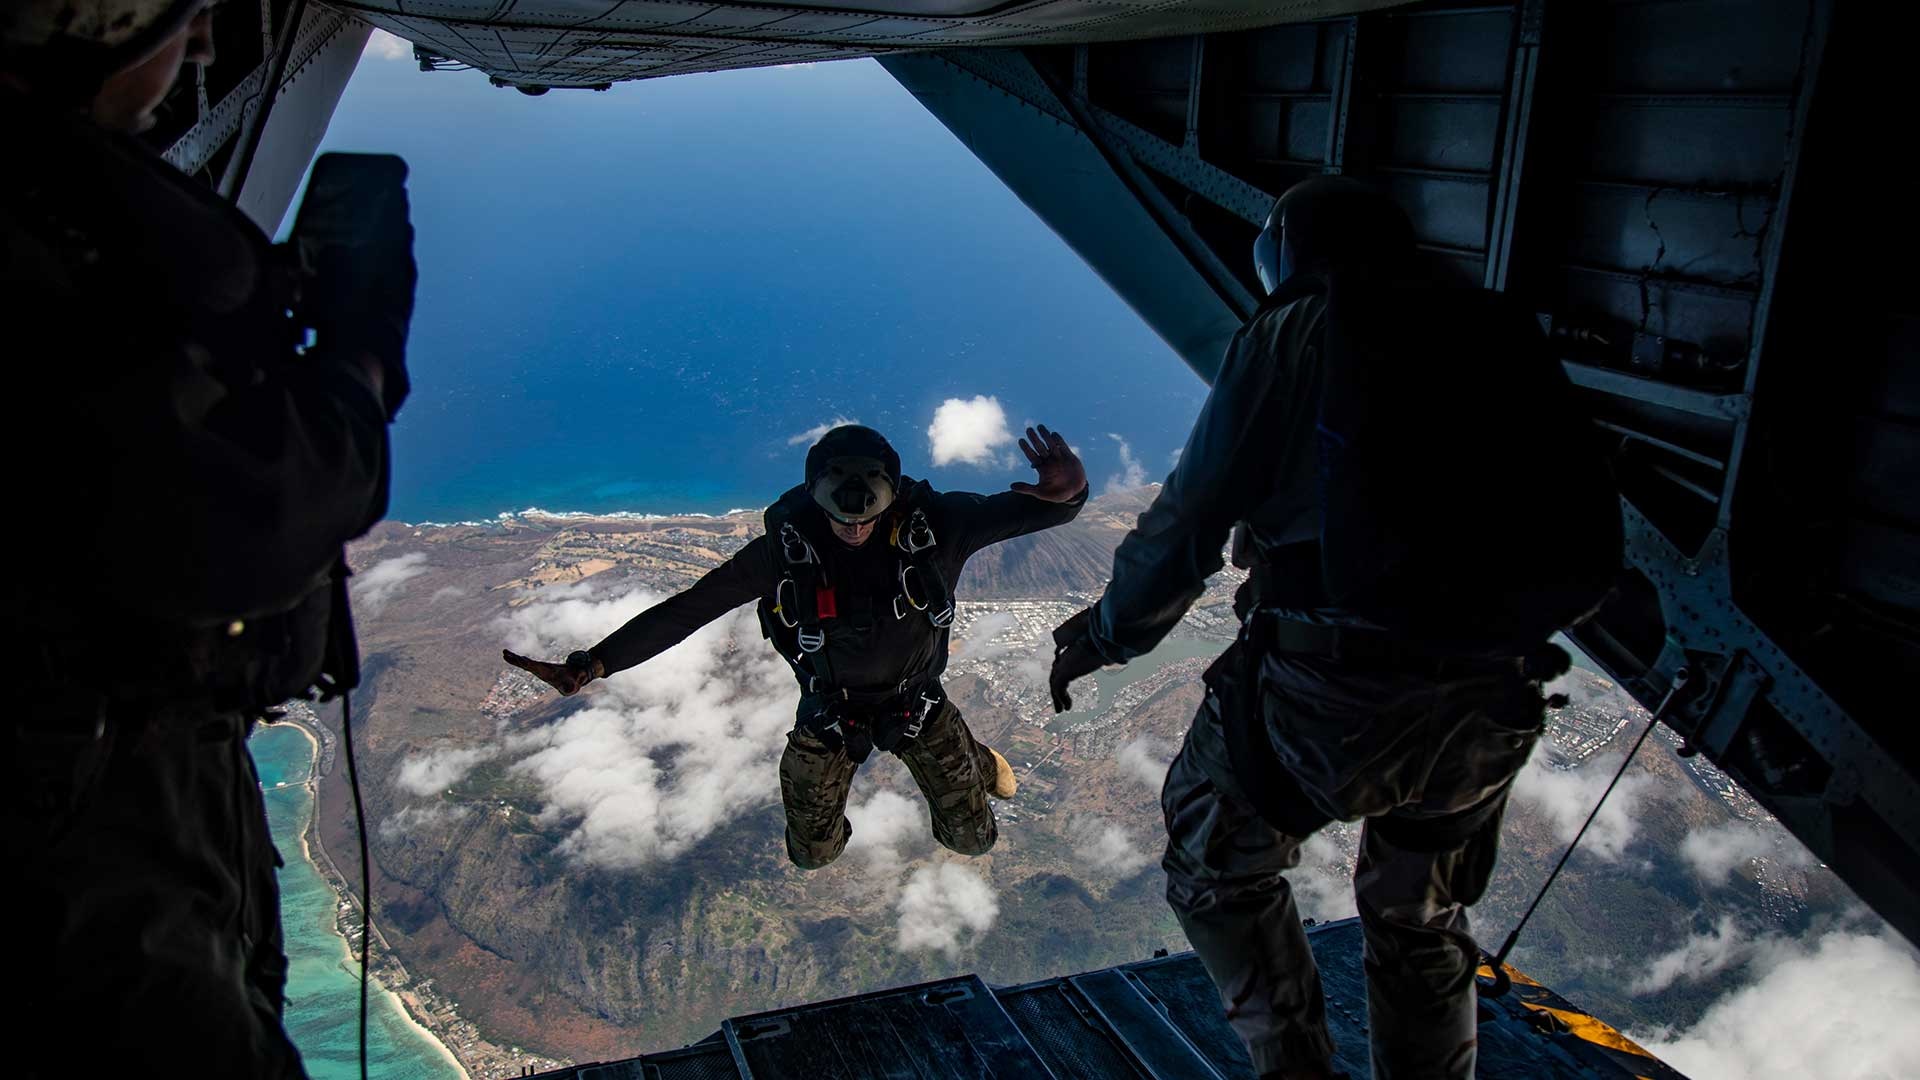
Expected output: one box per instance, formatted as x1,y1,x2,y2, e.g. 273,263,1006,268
1480,667,1692,997
891,508,954,628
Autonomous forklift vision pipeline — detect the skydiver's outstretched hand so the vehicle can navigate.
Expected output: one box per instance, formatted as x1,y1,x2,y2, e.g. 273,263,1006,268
1010,425,1087,503
502,649,601,696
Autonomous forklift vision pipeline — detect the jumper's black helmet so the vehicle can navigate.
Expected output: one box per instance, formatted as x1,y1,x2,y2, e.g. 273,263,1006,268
805,425,900,525
1253,176,1415,294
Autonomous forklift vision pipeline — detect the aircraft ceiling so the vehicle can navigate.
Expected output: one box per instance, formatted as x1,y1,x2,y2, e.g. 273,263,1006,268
324,0,1408,87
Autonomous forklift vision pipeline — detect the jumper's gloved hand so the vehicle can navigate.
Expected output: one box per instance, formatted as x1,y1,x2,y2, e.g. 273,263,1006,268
502,649,601,696
1048,607,1108,714
1010,425,1088,503
289,152,418,420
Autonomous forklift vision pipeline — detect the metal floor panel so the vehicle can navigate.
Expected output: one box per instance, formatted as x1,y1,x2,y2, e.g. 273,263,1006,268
1069,968,1225,1080
640,1044,744,1080
1120,953,1264,1079
997,983,1148,1080
720,974,1052,1079
529,919,1688,1080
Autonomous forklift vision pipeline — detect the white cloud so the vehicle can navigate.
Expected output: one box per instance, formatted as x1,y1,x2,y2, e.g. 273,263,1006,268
1681,820,1814,886
1636,929,1920,1080
787,415,859,447
365,29,411,61
845,788,923,883
496,585,796,870
378,803,471,841
953,611,1021,664
1117,736,1175,792
430,585,468,605
1509,751,1654,861
352,552,430,617
1009,656,1049,690
1290,828,1360,923
896,863,999,956
927,396,1013,467
1069,817,1155,876
1103,434,1149,495
1631,916,1755,995
395,745,495,796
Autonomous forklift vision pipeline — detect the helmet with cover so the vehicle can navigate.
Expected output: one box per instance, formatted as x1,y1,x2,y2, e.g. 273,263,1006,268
805,425,901,525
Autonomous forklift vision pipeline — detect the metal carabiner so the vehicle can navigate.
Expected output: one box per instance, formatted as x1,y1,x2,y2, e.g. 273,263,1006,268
898,510,937,555
775,577,800,629
900,692,939,741
780,522,815,565
898,562,929,612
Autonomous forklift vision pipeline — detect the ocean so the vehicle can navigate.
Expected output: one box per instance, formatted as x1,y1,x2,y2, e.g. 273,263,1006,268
250,724,463,1079
308,49,1210,525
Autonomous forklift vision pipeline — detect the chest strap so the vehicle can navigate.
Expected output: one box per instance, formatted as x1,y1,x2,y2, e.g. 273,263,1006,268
773,522,830,654
891,508,954,628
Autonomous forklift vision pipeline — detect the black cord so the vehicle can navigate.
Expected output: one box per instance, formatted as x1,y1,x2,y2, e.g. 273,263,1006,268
339,688,370,1080
1482,667,1692,997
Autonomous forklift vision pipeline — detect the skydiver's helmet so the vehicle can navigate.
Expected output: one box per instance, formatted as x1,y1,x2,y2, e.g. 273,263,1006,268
1252,176,1416,295
0,0,206,98
806,425,901,526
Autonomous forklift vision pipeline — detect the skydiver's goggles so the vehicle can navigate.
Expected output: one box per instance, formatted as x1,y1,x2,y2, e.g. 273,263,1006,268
811,456,895,525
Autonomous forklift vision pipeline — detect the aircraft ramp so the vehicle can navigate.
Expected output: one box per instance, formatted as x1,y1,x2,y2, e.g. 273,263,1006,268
527,918,1686,1080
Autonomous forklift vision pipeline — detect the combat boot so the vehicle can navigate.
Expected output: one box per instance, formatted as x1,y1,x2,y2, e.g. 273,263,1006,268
986,747,1017,799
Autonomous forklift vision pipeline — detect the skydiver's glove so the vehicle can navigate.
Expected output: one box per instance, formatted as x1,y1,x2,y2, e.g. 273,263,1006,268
1048,607,1109,714
289,153,418,421
502,649,599,696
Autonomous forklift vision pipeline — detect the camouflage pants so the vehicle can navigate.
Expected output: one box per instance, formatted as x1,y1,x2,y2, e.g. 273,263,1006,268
1162,647,1543,1080
4,703,304,1078
779,699,999,869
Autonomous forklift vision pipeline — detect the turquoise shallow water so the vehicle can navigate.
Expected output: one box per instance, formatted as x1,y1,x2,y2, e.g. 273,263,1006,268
249,724,463,1080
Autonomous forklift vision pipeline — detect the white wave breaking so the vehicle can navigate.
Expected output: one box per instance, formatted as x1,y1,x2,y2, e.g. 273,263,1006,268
400,506,763,529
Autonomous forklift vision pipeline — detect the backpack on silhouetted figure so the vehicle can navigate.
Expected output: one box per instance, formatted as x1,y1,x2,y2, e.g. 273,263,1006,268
1313,273,1624,654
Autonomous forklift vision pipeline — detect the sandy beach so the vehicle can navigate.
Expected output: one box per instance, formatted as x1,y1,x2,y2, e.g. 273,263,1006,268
260,719,473,1080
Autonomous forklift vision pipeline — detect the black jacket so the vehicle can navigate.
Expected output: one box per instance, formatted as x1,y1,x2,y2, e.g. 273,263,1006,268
592,480,1086,693
6,92,391,699
1090,289,1331,662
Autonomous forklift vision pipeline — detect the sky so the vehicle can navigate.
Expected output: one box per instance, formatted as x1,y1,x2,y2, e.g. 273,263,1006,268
305,35,1209,522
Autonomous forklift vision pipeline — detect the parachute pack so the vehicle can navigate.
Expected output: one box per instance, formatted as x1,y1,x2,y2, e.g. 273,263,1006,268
1309,273,1624,653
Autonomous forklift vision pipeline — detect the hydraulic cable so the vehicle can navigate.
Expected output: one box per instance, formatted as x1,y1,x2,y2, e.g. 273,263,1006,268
340,688,371,1080
1480,666,1692,998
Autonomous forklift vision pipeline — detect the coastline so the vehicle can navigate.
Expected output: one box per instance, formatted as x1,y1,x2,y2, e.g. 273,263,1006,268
395,485,1163,531
260,716,474,1080
403,504,762,529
